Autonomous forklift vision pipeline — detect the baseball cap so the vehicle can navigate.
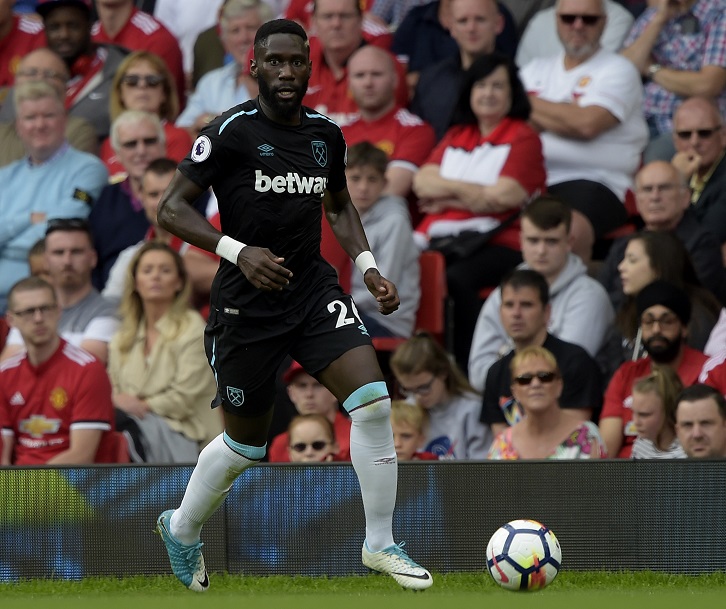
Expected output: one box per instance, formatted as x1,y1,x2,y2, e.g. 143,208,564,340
36,0,92,18
283,360,306,384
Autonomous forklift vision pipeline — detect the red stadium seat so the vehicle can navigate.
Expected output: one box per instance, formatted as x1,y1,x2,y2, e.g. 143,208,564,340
372,250,451,353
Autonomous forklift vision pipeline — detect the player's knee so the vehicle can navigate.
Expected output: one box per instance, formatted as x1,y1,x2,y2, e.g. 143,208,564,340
344,381,391,422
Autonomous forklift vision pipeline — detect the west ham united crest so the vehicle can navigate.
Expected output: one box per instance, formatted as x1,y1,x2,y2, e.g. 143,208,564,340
311,141,327,167
227,386,245,407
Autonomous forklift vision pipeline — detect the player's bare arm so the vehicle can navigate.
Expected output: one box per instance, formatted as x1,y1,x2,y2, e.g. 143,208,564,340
158,170,292,292
323,188,399,315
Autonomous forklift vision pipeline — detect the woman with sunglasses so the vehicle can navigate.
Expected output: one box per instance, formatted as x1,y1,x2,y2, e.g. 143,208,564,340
99,51,192,179
286,414,345,463
390,332,492,459
487,346,607,460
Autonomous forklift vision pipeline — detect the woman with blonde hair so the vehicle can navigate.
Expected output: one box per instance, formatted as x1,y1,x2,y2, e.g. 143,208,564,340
108,242,221,463
487,346,607,460
630,366,686,459
99,51,192,177
390,332,491,459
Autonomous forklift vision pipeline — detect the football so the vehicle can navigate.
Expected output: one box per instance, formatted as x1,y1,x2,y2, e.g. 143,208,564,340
485,519,562,591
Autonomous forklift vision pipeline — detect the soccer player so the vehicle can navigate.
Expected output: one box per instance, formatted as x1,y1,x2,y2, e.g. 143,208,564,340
154,19,432,592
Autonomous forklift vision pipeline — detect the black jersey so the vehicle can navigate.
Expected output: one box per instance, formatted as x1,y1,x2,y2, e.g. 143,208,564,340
178,99,348,322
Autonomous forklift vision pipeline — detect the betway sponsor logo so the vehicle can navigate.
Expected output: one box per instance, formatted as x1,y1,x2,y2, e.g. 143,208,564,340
254,170,327,194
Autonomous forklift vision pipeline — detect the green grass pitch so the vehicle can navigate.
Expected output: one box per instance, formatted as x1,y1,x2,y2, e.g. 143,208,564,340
2,572,726,609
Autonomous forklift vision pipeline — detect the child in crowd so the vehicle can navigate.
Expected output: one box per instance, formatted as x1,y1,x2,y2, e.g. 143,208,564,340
286,414,346,463
391,400,438,461
390,333,492,459
631,366,687,459
346,141,420,339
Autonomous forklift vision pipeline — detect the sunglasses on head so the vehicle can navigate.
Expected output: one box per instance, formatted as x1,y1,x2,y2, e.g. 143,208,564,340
512,371,558,386
290,441,329,452
674,127,721,140
558,14,602,25
122,74,164,88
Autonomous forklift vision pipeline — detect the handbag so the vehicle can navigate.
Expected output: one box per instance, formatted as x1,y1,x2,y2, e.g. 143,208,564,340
428,211,520,263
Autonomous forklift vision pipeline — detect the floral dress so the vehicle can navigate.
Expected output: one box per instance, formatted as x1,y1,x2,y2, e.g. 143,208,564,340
487,421,607,460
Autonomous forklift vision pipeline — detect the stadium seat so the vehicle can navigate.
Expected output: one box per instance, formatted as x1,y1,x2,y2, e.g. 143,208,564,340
372,250,451,353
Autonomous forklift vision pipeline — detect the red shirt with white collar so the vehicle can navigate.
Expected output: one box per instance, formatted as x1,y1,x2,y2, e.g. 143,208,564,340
303,37,407,127
342,105,435,170
91,8,185,108
0,15,45,88
0,340,115,465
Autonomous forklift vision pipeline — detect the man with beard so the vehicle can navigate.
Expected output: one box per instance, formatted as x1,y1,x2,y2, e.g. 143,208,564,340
1,218,118,365
599,279,708,458
154,19,432,592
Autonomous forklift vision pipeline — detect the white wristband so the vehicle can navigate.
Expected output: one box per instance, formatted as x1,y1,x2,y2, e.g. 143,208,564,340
215,235,246,265
355,251,378,275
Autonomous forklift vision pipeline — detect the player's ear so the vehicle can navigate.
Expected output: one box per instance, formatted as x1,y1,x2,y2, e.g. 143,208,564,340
250,59,257,78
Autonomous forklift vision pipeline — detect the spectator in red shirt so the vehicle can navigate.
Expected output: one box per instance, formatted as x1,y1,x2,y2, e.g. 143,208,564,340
343,45,436,200
91,0,185,111
600,279,709,458
303,0,407,127
0,276,115,465
268,360,351,462
0,0,44,91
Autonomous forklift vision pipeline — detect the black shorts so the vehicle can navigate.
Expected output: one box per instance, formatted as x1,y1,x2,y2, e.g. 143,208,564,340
548,180,628,237
204,284,373,416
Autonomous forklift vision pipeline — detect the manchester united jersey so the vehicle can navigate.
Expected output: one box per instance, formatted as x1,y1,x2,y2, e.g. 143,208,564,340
178,98,348,322
0,340,115,465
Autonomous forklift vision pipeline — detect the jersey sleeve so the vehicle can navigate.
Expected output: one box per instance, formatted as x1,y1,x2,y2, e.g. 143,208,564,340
70,361,114,430
178,113,240,190
327,126,348,193
498,126,546,195
390,122,436,168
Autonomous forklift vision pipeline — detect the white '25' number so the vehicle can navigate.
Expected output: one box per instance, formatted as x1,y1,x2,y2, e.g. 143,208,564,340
327,299,363,328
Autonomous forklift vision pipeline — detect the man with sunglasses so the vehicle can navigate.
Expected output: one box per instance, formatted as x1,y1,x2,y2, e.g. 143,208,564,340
480,268,603,438
89,110,167,290
622,0,726,162
520,0,648,265
599,279,709,458
670,97,726,262
0,276,116,466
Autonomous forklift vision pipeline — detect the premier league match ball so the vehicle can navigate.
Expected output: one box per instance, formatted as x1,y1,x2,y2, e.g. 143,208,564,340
485,519,562,591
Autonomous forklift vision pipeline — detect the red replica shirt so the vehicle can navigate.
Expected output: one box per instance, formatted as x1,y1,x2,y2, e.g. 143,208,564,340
416,118,546,251
342,106,436,170
602,346,708,458
268,411,352,463
0,15,45,88
304,37,406,127
698,351,726,392
0,340,115,465
91,8,185,108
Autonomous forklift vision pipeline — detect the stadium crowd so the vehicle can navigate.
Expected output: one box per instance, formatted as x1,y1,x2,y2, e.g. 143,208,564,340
2,0,726,465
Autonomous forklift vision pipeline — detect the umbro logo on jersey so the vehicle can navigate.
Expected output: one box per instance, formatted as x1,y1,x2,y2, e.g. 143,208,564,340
254,170,327,194
10,392,25,406
257,143,274,156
